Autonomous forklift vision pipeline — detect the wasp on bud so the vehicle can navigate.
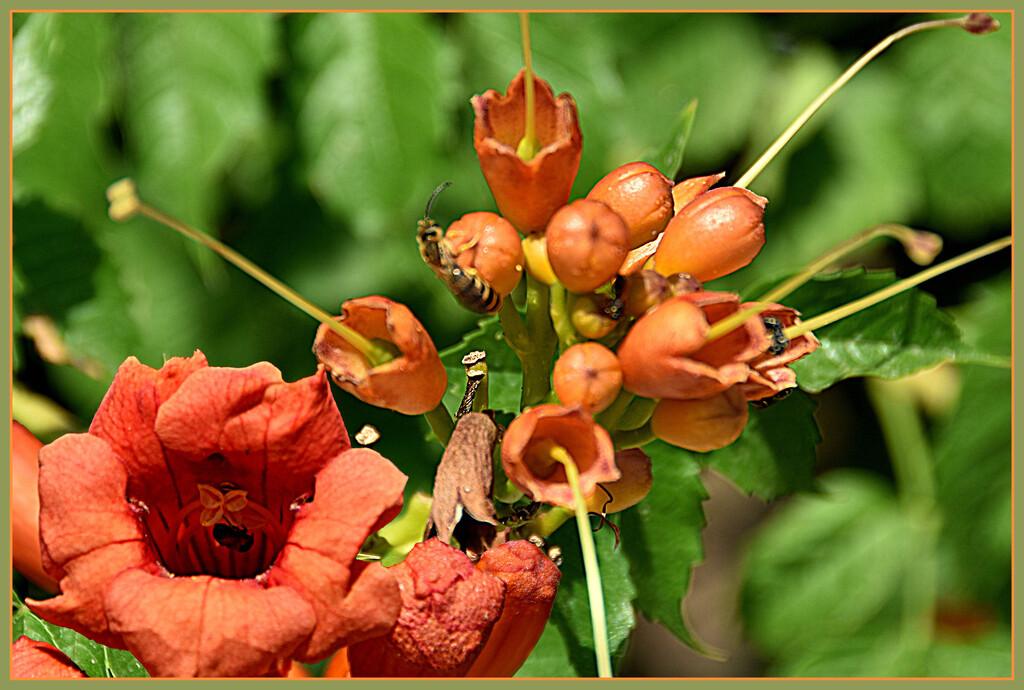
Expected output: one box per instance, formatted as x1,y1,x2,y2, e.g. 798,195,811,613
417,182,502,314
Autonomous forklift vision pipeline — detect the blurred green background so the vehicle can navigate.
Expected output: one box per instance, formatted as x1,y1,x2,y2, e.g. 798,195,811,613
12,12,1011,677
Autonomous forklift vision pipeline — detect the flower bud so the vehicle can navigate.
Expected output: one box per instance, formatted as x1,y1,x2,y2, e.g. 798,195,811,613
313,296,448,415
444,212,525,296
569,294,619,339
553,343,623,414
520,234,557,285
546,199,630,294
651,388,749,452
586,162,674,249
466,540,561,677
501,405,620,508
623,270,671,317
472,70,583,234
584,448,653,514
654,187,768,282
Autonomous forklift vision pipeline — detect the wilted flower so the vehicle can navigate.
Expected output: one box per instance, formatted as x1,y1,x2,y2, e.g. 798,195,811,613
347,538,506,677
28,352,407,677
472,69,583,234
313,295,448,415
501,404,620,507
466,540,561,677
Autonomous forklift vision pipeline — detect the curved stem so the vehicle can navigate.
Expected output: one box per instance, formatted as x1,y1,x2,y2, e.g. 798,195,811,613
549,446,613,679
787,236,1011,339
736,16,977,190
615,396,658,431
611,422,657,451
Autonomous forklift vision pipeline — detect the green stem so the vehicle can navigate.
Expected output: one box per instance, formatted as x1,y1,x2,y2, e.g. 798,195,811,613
524,505,573,539
521,274,557,407
517,13,540,161
735,15,977,190
498,297,530,354
423,403,455,446
549,446,613,679
107,180,393,367
548,282,579,352
865,378,940,651
594,389,635,431
787,236,1011,339
616,397,658,431
611,422,657,450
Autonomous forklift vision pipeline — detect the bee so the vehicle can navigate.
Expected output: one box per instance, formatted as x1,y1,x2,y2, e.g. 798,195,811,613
761,315,790,355
212,522,254,553
416,182,502,314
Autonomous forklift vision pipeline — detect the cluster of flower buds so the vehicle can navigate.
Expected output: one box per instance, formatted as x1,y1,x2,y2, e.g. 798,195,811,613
466,69,819,464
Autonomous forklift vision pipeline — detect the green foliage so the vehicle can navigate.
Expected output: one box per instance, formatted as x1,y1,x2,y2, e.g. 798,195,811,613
13,591,149,677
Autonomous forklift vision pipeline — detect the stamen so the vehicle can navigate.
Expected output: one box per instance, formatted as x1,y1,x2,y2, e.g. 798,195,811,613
786,236,1010,339
104,178,396,368
516,13,540,161
706,224,943,345
735,14,999,190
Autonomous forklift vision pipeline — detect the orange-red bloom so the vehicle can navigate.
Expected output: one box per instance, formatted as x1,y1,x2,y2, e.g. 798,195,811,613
466,540,561,677
11,637,87,679
501,405,620,507
348,538,506,677
11,421,59,593
472,69,583,234
28,352,407,677
739,303,820,402
313,296,448,415
618,291,772,401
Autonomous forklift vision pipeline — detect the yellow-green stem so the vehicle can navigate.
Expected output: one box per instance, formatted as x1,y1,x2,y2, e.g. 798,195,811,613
594,389,635,431
616,396,659,431
611,422,657,451
706,224,938,345
548,282,579,352
108,180,393,368
423,403,455,446
549,445,613,679
498,298,530,354
736,15,981,190
787,236,1011,339
521,274,557,407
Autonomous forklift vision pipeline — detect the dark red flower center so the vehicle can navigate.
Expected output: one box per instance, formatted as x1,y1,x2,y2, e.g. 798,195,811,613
138,481,294,580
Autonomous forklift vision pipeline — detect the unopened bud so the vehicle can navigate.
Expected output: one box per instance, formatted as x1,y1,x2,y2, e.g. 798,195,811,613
553,342,623,414
520,234,557,285
651,388,749,452
546,199,630,294
963,12,999,35
445,212,525,296
586,162,674,249
570,294,619,339
623,270,671,317
654,186,767,282
584,448,653,514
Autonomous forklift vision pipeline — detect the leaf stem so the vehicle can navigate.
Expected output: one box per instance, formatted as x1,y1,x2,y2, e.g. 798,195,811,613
423,403,455,446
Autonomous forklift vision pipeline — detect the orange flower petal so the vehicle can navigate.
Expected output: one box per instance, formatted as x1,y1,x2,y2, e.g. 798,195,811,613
11,637,86,678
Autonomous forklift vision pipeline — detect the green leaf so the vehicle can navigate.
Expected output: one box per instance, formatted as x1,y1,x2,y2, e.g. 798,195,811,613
516,525,636,677
741,470,913,664
779,268,998,392
121,13,280,228
647,99,698,180
13,591,149,678
13,13,116,218
620,442,707,649
293,13,449,239
704,390,819,499
438,316,524,417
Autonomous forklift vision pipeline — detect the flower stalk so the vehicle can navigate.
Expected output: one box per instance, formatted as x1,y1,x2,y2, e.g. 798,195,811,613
735,14,997,190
